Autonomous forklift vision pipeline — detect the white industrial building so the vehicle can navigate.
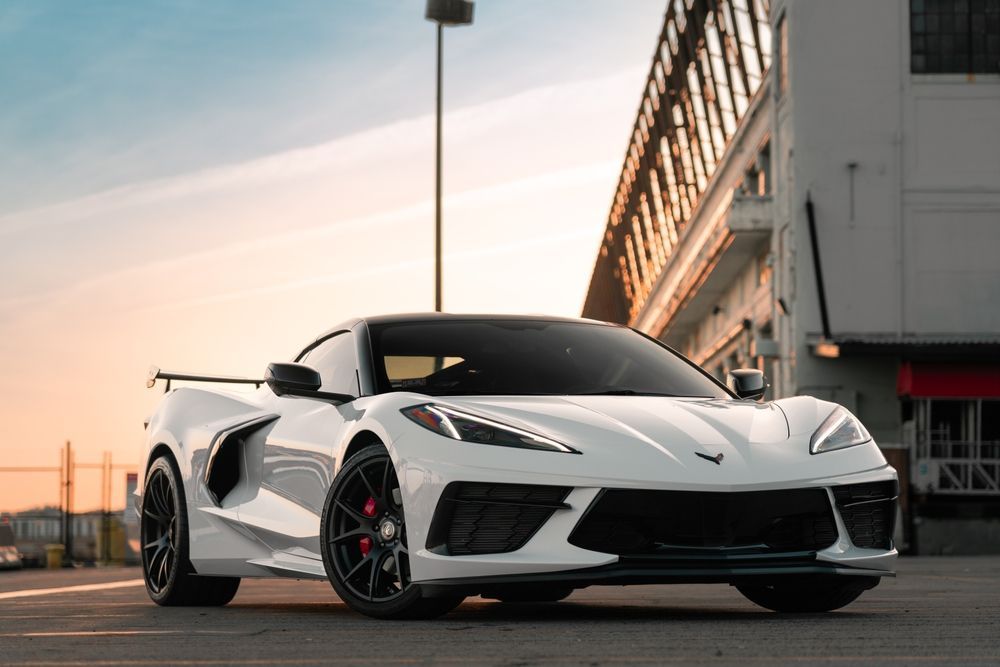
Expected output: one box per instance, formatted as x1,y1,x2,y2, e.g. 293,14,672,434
583,0,1000,552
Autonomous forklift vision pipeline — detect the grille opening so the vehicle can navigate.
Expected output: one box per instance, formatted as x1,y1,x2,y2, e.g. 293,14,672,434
426,482,570,556
569,488,838,556
832,480,898,550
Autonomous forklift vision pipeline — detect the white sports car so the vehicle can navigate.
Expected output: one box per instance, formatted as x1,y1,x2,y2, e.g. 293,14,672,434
138,314,897,619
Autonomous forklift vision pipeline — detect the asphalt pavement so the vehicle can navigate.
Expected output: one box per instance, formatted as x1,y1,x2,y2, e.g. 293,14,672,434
1,556,998,666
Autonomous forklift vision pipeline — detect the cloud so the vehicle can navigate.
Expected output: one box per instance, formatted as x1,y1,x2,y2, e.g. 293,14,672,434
0,68,641,237
0,67,641,316
141,225,599,314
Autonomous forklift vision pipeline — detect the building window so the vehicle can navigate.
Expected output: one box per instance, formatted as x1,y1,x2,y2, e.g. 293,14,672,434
777,14,788,95
910,0,1000,74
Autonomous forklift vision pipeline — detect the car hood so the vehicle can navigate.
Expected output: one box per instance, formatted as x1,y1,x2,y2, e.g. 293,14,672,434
425,394,887,488
442,394,788,450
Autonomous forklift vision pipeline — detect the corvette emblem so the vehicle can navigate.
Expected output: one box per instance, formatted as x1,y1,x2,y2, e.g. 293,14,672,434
696,451,724,465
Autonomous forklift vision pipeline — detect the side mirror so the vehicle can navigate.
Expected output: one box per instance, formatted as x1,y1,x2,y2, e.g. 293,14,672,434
265,362,321,396
728,368,768,401
264,362,355,404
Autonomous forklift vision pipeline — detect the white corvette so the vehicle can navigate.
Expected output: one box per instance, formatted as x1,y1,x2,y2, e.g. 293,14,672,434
138,314,897,619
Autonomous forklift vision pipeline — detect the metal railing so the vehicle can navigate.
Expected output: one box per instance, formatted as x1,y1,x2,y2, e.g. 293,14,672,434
914,439,1000,495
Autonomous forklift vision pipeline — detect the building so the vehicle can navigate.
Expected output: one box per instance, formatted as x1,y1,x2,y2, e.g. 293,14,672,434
0,508,127,565
582,0,1000,553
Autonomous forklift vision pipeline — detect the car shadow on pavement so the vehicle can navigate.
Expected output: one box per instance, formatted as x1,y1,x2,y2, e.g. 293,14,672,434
224,600,881,623
450,602,881,622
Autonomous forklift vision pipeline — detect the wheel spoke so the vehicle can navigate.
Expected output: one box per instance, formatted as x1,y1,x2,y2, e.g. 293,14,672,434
157,547,169,589
335,499,370,525
355,465,379,502
163,548,173,588
147,543,167,590
151,475,164,516
143,537,165,551
328,527,371,545
380,459,393,507
344,550,375,582
152,475,170,518
392,543,409,585
368,550,391,601
145,483,160,518
163,477,175,515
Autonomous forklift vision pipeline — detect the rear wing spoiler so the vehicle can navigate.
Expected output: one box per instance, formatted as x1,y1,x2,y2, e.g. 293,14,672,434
146,366,264,392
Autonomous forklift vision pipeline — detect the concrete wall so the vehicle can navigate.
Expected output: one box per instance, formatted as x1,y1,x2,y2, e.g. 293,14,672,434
783,0,905,342
782,0,1000,345
770,0,1000,446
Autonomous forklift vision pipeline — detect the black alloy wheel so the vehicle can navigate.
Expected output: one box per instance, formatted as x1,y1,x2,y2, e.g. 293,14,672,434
321,445,464,619
141,465,177,595
328,450,409,602
140,456,240,606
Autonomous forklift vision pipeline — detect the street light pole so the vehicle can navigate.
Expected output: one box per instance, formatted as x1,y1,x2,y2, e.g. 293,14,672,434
426,0,474,313
434,22,443,312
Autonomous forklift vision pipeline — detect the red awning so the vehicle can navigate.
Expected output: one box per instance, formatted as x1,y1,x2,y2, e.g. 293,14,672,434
898,362,1000,398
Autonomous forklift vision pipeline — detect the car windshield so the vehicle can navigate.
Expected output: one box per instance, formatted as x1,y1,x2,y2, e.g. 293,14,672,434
367,320,730,399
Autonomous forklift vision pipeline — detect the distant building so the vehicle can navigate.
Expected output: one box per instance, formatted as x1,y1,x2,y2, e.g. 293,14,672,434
582,0,1000,553
1,508,126,565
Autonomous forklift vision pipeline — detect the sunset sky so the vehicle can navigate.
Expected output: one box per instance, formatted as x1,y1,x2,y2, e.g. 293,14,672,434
0,0,665,512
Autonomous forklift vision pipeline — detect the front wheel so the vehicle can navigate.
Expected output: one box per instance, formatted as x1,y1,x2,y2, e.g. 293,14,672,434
737,576,878,613
320,445,464,620
141,455,240,606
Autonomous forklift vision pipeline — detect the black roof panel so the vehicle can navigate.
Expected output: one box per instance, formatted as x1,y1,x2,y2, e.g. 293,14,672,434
360,312,615,327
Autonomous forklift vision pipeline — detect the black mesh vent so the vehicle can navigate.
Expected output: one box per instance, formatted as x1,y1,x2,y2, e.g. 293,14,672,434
569,488,838,555
427,482,571,556
832,481,898,550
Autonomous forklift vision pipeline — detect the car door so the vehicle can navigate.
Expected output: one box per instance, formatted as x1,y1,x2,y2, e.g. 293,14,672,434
236,331,362,562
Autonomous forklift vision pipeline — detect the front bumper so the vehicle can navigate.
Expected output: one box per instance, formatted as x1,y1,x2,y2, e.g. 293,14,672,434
405,468,898,588
419,553,891,597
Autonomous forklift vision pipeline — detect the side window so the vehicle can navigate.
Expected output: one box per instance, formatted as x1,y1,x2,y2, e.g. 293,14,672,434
300,333,360,396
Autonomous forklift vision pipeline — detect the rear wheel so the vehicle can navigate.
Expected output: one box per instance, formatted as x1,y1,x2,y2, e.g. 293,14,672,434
141,455,240,606
320,445,464,619
737,576,878,613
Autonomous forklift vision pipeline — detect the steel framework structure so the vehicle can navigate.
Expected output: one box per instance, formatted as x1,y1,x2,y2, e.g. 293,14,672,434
583,0,772,325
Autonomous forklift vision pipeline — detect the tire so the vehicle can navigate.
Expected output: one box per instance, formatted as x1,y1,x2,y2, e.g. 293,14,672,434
141,455,241,606
485,585,575,603
320,445,464,620
737,575,878,613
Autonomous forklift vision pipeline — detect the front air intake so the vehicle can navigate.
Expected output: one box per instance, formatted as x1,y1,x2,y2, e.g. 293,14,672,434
569,488,839,555
831,480,898,550
426,482,571,555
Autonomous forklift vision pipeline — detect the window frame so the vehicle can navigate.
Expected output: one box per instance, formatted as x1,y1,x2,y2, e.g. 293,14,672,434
294,330,361,397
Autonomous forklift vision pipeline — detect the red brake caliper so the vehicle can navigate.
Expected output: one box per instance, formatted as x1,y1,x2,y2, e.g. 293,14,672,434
359,496,377,557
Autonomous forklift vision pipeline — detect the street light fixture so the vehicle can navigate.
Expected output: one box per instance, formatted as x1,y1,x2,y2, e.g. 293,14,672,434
425,0,474,312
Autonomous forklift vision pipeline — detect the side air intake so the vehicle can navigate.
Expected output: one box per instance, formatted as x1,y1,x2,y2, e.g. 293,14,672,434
425,482,571,555
204,415,278,506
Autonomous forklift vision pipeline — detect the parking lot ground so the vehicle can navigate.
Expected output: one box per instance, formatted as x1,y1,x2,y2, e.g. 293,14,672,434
1,556,998,666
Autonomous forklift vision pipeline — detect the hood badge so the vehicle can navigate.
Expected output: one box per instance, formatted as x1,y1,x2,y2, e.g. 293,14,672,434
696,452,724,465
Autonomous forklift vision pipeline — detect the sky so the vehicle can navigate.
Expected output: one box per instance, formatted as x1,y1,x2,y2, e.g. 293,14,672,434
0,0,666,512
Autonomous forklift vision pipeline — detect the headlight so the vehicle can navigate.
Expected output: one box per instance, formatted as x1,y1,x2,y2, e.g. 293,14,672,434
810,406,872,454
401,404,579,454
